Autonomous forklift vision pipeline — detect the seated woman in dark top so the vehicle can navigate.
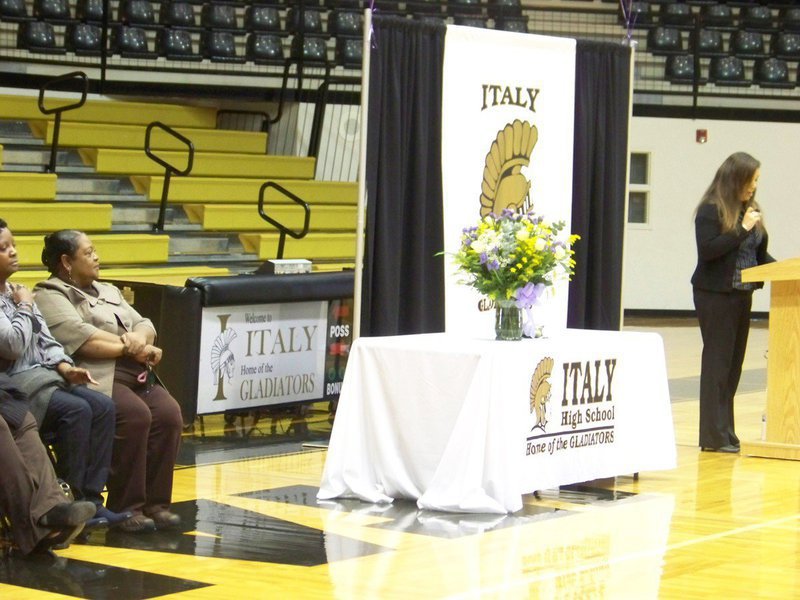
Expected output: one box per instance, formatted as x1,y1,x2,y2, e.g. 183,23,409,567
0,220,130,529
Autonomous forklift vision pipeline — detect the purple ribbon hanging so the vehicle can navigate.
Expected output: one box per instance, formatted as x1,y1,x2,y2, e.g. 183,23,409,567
369,0,377,49
514,282,546,338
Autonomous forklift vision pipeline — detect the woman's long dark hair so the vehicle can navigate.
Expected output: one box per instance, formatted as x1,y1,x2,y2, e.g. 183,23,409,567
41,229,82,274
696,152,764,233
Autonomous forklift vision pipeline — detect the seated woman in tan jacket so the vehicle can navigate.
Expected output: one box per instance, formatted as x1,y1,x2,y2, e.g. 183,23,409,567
35,230,183,534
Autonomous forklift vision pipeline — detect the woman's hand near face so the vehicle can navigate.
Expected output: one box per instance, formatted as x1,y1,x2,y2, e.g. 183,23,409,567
11,283,33,305
743,207,762,231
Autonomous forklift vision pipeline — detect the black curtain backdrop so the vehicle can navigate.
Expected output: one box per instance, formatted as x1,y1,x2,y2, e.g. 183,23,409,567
361,23,630,336
568,40,631,331
361,16,447,336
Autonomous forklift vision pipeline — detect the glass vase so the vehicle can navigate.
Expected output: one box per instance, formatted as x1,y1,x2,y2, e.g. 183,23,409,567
495,299,523,341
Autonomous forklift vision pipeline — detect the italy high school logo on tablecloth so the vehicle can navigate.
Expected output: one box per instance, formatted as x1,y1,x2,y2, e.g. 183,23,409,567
526,355,618,457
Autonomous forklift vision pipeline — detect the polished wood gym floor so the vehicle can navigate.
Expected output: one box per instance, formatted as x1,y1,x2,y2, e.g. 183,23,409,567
3,318,796,599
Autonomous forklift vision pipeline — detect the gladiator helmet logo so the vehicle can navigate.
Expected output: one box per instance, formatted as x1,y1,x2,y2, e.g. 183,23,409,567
480,119,539,218
530,356,554,432
211,324,237,401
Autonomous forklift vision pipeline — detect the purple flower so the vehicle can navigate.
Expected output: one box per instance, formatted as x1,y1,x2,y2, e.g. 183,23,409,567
487,259,500,271
479,252,488,264
514,282,546,308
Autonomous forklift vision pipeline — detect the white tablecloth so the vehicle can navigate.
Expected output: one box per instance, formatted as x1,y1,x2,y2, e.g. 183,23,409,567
318,330,676,513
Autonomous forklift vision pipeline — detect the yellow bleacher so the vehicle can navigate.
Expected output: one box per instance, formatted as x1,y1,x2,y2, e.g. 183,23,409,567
29,121,268,154
80,148,316,179
0,95,217,128
13,233,170,267
239,232,356,261
183,204,358,231
131,176,358,204
0,92,357,281
0,202,112,232
0,173,57,201
15,266,230,289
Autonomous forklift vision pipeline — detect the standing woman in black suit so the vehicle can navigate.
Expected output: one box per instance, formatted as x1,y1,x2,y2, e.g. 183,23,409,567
692,152,775,453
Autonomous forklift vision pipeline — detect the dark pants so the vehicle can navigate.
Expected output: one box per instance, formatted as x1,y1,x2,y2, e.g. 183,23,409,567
106,382,182,517
40,386,115,507
694,288,753,449
0,413,67,554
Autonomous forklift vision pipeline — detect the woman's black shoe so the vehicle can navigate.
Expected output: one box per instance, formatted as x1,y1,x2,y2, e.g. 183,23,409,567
38,501,96,528
701,445,740,453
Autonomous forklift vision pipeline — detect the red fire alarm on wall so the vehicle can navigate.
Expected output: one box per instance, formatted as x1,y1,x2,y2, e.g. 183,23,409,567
696,129,708,144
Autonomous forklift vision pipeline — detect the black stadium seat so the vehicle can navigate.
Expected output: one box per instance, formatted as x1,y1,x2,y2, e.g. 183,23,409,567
741,5,776,33
76,0,103,23
771,31,800,61
782,8,800,33
455,15,487,28
647,26,684,55
202,3,241,31
157,27,202,60
700,4,734,31
410,0,444,15
33,0,71,23
754,57,793,88
201,3,239,31
660,3,693,29
119,0,157,28
730,30,767,59
335,35,361,67
689,28,725,57
160,1,197,29
327,10,361,37
66,22,102,54
246,32,284,64
112,24,157,57
287,7,323,34
489,0,521,19
448,0,482,17
244,5,280,33
201,30,244,62
709,55,749,86
17,20,65,53
665,54,697,85
0,0,28,20
495,16,528,33
290,35,327,63
622,2,652,28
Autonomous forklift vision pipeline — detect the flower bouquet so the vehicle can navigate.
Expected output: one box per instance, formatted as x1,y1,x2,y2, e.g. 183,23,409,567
452,208,579,339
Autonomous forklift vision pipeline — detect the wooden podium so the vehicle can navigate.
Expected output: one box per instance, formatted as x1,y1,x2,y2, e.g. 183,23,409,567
740,258,800,460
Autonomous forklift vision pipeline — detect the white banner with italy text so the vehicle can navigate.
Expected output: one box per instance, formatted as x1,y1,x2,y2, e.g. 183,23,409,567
441,27,576,337
197,301,327,414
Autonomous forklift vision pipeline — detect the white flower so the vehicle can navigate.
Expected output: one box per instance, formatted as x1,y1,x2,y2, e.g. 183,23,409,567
471,239,487,254
554,246,566,260
534,238,546,251
515,228,530,241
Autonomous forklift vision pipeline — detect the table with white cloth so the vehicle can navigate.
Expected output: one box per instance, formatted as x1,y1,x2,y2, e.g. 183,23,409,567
318,330,676,514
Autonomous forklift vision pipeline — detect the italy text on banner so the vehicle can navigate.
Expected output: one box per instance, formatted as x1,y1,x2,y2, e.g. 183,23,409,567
441,27,576,337
197,301,327,414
